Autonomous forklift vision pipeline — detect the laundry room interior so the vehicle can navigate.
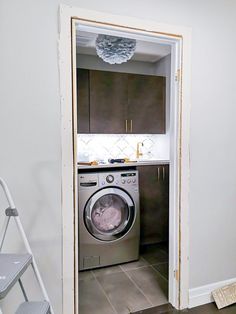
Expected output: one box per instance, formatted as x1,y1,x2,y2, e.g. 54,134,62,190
76,22,172,314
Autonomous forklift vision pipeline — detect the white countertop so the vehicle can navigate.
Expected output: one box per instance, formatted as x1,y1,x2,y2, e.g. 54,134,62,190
78,159,170,170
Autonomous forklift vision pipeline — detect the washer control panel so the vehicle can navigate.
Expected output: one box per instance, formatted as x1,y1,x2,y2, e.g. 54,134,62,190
106,174,114,184
78,173,98,190
99,171,138,188
120,172,137,185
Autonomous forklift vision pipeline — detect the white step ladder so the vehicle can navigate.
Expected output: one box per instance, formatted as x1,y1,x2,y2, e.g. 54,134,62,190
0,178,55,314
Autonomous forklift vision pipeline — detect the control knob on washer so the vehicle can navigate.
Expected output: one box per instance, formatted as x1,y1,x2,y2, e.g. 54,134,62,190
106,175,114,183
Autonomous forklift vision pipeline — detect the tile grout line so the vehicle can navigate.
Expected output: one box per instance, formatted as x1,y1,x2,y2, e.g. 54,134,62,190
140,255,153,263
141,254,168,267
150,264,168,283
90,270,96,279
120,257,151,272
91,270,119,314
120,264,150,272
79,270,94,281
123,268,154,308
159,247,169,255
152,261,169,266
140,255,151,265
82,263,167,313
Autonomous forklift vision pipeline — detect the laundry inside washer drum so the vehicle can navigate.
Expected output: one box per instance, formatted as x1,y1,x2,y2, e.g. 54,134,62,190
91,194,128,232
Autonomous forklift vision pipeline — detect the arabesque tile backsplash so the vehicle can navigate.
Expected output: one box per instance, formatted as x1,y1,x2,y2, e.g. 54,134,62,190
77,134,169,162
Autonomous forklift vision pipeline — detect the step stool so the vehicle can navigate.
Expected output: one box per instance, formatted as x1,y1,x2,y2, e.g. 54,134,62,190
0,178,54,314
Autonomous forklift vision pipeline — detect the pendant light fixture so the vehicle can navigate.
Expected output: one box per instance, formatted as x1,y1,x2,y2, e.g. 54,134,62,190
95,34,136,64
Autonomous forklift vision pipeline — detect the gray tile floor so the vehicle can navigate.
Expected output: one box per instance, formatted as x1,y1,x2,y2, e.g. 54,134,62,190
79,244,169,314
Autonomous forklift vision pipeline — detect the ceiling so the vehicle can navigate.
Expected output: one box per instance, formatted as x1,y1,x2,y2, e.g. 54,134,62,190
76,31,171,63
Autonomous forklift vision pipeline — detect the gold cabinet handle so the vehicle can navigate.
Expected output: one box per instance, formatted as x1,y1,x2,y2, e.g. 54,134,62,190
125,119,128,133
130,119,133,133
163,166,165,180
157,167,160,181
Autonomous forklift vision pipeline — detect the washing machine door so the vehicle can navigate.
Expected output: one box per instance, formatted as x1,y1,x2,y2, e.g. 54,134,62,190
84,187,135,241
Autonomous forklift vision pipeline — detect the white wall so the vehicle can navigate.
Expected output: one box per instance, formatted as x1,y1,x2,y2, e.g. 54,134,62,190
1,0,236,312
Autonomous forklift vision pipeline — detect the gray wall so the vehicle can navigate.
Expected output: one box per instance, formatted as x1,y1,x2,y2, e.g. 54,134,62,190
77,53,157,75
1,0,236,313
0,1,62,313
155,54,171,133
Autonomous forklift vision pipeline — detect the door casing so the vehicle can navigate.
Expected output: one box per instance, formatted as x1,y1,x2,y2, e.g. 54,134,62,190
59,5,192,314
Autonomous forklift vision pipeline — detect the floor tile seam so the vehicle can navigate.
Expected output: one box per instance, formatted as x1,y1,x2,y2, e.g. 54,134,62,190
152,261,168,265
141,257,168,267
150,265,168,282
120,264,150,272
78,270,94,281
131,303,166,314
141,247,168,257
159,247,169,254
140,255,151,265
123,269,154,308
142,257,168,266
140,257,150,263
92,265,124,278
92,273,119,314
90,270,96,279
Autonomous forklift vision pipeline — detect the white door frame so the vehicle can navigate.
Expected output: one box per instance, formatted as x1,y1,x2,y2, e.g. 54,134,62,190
59,5,191,314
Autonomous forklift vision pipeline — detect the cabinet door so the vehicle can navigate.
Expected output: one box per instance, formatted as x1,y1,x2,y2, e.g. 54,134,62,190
128,74,166,134
138,165,169,245
89,70,128,133
77,69,90,133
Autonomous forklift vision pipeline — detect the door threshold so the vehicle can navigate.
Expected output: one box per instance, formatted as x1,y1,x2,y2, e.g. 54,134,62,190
130,303,174,314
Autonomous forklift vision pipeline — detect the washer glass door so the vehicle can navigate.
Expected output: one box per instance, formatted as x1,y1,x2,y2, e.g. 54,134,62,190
84,187,135,241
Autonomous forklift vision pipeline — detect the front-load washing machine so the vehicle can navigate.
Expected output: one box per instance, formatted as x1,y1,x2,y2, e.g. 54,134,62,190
78,169,140,270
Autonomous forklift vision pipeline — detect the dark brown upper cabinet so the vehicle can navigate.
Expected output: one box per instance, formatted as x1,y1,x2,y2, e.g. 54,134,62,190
127,74,166,134
77,69,166,134
89,70,128,134
77,69,90,133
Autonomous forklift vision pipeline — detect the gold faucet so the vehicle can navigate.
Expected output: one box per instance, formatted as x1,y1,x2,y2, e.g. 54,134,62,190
136,142,144,159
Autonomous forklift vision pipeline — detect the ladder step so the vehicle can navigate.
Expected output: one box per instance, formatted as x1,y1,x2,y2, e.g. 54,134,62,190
15,301,50,314
0,253,32,299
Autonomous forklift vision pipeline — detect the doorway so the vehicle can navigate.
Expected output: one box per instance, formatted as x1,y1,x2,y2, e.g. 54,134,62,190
59,5,191,314
76,22,171,314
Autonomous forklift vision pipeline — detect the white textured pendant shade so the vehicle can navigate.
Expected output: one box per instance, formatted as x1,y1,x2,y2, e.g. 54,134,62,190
95,35,136,64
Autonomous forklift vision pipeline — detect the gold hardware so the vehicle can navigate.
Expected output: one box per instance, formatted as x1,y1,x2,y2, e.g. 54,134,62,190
163,166,165,180
125,119,128,133
130,119,133,133
157,167,160,181
136,142,143,159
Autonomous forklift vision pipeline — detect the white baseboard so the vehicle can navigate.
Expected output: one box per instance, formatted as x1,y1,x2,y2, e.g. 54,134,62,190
189,277,236,308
